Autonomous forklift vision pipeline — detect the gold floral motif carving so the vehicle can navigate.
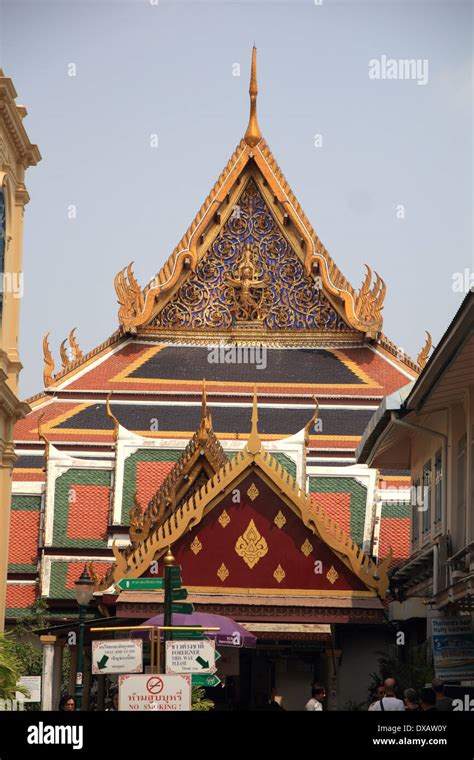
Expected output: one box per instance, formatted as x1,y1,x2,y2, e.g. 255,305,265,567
247,483,259,502
273,565,286,583
218,509,231,528
153,181,348,332
301,538,313,557
326,565,339,585
274,510,286,529
235,519,268,569
217,562,229,582
191,536,202,555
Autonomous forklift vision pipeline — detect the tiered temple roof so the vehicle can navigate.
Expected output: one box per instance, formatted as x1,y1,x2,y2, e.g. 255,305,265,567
7,49,417,621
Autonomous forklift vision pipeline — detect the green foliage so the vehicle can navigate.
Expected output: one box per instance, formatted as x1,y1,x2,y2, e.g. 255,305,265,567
0,631,30,700
10,598,48,680
191,685,214,711
368,640,435,699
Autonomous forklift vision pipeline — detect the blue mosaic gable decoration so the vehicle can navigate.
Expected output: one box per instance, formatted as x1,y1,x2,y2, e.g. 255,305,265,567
153,180,348,331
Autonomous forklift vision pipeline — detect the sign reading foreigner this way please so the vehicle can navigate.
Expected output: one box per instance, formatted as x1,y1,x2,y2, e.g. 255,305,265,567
91,639,143,675
166,640,216,674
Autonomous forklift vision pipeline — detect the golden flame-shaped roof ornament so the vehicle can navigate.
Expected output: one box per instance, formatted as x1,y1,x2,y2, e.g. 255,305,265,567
417,331,433,370
106,392,120,441
244,46,262,148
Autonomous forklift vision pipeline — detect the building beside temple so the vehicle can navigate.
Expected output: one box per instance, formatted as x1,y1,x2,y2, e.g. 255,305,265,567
0,70,40,629
357,292,474,669
8,50,425,708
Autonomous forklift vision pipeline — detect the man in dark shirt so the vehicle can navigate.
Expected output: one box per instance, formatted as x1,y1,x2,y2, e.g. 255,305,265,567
420,688,437,712
432,679,453,711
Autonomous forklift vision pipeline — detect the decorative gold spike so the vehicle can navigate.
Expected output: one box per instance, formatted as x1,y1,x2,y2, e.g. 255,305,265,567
326,565,339,585
301,538,313,557
247,482,259,502
304,396,319,447
37,411,50,459
115,261,145,328
191,535,202,555
106,393,120,440
274,510,286,529
43,333,55,387
246,385,261,455
244,46,262,148
273,564,286,584
69,327,83,362
217,562,229,582
218,509,231,528
235,518,268,569
417,331,432,370
59,338,69,369
198,378,212,439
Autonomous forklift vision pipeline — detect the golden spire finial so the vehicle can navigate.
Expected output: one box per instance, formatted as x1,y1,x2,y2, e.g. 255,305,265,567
198,378,212,439
244,46,262,148
246,385,261,455
202,378,207,419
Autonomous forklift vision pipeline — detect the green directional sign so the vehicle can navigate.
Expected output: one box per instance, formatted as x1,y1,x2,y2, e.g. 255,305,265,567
171,629,207,641
170,587,188,602
168,565,182,579
171,601,194,615
117,577,164,590
192,674,221,688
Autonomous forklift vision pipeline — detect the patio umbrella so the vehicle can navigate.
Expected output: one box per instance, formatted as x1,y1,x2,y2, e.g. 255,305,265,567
134,611,257,648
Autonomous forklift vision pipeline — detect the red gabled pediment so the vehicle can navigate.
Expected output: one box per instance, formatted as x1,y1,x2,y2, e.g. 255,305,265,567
146,472,369,595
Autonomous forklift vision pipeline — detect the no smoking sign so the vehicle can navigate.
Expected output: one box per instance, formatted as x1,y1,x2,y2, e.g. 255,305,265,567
146,676,164,695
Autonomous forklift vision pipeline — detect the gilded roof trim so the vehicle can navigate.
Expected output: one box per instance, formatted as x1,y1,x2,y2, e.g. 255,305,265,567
97,420,390,597
114,135,386,337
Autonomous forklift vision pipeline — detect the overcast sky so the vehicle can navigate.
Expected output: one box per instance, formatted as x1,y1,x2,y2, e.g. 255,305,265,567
0,0,472,398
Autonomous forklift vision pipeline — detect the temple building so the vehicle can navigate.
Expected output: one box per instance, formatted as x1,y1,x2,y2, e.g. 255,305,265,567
8,50,426,708
0,70,40,629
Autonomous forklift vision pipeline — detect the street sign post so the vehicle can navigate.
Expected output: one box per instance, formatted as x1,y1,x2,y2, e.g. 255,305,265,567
92,639,143,675
166,640,216,675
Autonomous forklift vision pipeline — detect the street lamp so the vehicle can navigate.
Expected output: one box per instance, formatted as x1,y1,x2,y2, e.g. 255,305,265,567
74,564,94,711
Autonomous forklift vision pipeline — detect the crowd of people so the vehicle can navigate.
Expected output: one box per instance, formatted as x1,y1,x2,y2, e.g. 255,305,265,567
367,678,453,712
57,679,453,712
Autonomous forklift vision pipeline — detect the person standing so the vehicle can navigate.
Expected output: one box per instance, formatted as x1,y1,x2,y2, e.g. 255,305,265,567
432,679,453,711
420,687,437,712
305,684,326,711
404,688,421,711
368,678,405,711
59,695,77,712
369,684,385,709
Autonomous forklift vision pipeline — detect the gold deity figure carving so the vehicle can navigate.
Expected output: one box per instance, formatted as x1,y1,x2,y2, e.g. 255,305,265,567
225,243,268,321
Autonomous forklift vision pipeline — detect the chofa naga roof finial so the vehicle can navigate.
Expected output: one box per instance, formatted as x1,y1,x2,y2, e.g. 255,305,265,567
244,46,262,148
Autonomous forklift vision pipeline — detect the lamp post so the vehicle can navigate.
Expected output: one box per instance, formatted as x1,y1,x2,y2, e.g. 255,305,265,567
73,564,94,711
